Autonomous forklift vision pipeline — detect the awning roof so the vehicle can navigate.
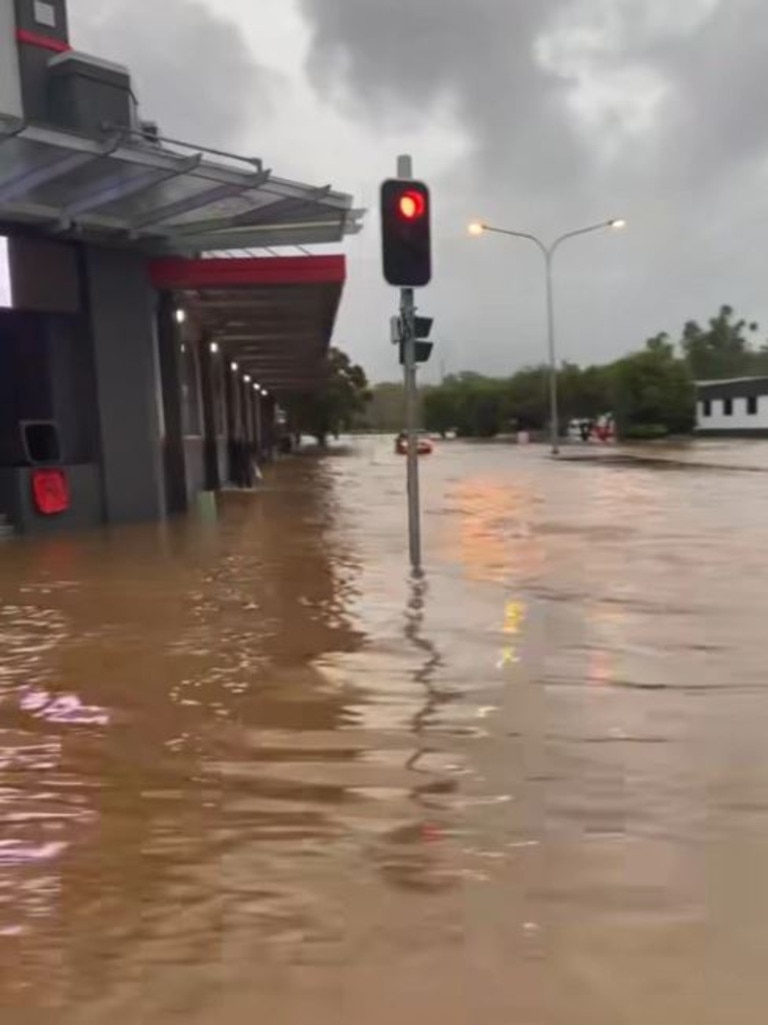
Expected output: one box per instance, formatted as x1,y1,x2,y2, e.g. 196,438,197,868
151,255,346,395
0,114,363,253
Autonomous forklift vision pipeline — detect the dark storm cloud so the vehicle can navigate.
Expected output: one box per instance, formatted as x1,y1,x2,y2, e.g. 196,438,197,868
297,0,768,382
298,0,768,198
297,0,582,190
68,0,277,149
642,0,768,183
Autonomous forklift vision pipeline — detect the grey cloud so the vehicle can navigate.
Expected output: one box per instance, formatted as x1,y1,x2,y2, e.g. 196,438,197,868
298,0,585,191
68,0,277,149
298,0,768,200
298,0,768,383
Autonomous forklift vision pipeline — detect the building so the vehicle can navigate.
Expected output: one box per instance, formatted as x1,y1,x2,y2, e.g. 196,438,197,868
695,377,768,436
0,0,362,535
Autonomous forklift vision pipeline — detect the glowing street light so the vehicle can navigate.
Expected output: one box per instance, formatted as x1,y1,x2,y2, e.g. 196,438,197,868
468,217,627,455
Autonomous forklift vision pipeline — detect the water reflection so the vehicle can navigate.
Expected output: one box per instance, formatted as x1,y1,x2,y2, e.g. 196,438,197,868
4,442,768,1021
0,458,367,1013
370,575,459,894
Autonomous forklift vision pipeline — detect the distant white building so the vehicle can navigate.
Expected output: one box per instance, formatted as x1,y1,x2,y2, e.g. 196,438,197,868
696,376,768,436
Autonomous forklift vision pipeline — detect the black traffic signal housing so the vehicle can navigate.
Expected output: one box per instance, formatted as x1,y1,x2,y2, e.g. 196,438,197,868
381,179,432,287
397,315,434,365
399,341,433,365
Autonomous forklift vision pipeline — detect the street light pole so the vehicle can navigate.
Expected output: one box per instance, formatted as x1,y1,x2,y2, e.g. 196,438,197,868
544,247,559,455
469,219,625,456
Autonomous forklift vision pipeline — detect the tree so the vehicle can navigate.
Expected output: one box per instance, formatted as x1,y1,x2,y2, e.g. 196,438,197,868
422,384,456,436
612,345,696,438
365,382,405,432
681,305,760,379
286,347,371,446
558,362,614,423
504,366,549,430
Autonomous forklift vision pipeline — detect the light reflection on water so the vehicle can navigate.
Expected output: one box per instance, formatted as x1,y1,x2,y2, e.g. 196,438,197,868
2,440,768,1021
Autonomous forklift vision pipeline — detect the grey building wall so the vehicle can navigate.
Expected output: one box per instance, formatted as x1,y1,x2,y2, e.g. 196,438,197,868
84,246,164,524
0,464,102,535
0,1,23,118
14,0,70,123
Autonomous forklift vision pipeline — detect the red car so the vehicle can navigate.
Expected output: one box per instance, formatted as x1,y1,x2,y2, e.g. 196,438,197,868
395,432,433,455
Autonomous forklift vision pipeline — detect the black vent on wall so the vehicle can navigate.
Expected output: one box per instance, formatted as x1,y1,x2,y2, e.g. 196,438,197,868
21,421,62,466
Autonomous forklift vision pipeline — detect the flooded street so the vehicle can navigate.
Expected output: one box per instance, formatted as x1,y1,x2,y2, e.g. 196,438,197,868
3,437,768,1023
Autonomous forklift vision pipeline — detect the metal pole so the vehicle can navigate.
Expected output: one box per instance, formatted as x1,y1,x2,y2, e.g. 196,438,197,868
545,248,560,457
402,287,422,572
397,153,422,573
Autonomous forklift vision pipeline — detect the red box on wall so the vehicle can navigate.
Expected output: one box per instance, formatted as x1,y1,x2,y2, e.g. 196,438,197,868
31,469,69,515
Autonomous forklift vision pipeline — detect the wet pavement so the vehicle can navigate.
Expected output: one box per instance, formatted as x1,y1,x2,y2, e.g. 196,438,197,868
3,437,768,1023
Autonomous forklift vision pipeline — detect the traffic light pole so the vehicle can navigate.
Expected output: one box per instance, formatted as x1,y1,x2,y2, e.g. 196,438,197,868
397,154,422,574
401,285,422,573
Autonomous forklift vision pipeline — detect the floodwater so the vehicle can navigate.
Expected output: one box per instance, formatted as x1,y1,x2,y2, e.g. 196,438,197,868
3,438,768,1023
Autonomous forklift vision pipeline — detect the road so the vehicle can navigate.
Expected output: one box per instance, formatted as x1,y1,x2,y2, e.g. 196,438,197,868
2,437,768,1023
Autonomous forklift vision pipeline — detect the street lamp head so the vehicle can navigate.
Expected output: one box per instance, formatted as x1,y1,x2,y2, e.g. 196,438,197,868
468,221,485,237
609,218,627,230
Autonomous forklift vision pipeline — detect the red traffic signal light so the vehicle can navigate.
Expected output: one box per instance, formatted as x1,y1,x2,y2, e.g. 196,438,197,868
381,179,432,287
398,190,427,221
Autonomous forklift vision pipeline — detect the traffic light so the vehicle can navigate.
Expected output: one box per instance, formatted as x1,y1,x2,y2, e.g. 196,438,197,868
394,313,434,365
399,341,433,365
380,179,432,287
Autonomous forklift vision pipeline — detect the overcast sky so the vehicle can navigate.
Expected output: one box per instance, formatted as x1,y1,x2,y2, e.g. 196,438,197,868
69,0,768,382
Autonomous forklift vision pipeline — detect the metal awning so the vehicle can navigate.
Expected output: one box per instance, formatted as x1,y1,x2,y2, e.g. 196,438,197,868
151,255,346,394
0,114,363,253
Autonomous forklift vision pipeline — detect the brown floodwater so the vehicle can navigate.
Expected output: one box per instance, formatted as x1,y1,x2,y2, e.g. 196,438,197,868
3,437,768,1023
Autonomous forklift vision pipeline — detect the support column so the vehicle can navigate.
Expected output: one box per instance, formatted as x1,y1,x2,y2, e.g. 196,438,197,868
197,335,220,492
224,360,240,486
156,293,188,515
84,246,164,524
262,395,276,460
240,377,255,487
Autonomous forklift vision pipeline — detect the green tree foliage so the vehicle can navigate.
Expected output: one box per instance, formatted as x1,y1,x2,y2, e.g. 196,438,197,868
681,305,762,379
286,347,371,445
612,342,696,438
421,383,456,436
365,382,406,432
418,347,694,441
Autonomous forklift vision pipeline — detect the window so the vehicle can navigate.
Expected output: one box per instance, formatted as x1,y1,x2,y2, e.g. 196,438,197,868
748,396,759,416
703,400,712,418
723,398,733,416
34,1,56,28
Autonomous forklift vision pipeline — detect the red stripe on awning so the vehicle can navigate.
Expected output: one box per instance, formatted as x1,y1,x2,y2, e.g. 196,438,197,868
16,28,72,53
150,255,347,291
